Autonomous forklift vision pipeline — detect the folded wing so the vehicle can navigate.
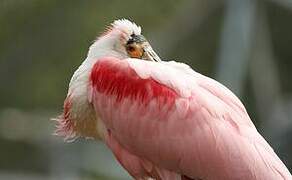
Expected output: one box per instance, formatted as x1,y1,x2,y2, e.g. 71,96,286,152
90,57,292,180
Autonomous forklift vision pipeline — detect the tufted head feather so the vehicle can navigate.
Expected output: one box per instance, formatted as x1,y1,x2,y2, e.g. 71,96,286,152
97,19,141,43
111,19,141,36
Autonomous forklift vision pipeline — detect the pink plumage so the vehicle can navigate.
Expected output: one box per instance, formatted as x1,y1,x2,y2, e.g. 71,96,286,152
89,57,291,180
56,19,292,180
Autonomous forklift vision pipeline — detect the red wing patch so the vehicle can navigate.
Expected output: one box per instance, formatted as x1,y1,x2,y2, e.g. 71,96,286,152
90,57,178,106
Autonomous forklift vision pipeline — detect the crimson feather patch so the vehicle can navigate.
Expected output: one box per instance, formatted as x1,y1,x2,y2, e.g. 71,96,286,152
90,57,178,106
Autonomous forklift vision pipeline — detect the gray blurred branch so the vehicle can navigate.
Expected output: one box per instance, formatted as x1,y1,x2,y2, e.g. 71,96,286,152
216,0,257,96
249,2,291,139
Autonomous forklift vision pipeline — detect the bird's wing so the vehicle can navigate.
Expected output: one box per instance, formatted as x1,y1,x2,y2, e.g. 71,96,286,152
162,60,252,127
90,57,291,180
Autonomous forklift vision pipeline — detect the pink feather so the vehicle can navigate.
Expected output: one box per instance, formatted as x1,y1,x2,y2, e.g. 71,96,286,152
89,57,292,180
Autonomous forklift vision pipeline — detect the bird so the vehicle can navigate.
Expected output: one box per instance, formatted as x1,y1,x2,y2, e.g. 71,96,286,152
55,19,292,180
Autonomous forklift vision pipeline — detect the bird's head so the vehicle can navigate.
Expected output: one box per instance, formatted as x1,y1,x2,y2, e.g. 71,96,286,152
55,19,162,141
88,19,161,62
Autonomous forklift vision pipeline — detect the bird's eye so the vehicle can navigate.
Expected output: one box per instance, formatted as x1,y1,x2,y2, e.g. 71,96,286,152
126,43,144,59
127,46,136,52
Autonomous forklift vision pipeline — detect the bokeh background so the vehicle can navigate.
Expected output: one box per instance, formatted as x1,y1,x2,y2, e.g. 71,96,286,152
0,0,292,179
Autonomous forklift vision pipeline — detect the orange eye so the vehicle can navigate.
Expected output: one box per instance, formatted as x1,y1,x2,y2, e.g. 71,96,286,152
127,46,136,52
126,44,143,58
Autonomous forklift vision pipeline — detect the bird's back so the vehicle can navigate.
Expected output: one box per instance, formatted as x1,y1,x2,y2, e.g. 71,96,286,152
90,57,292,180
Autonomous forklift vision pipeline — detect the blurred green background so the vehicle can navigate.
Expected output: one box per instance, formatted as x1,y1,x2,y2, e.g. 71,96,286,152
0,0,291,179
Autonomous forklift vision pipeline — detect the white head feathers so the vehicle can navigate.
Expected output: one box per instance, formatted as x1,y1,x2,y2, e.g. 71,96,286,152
111,19,142,36
87,19,142,59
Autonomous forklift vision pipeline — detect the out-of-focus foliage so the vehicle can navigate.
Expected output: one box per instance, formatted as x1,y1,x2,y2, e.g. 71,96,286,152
0,0,291,179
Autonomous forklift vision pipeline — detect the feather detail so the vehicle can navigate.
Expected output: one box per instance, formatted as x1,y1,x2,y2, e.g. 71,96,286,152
54,94,78,142
54,92,102,142
90,57,178,107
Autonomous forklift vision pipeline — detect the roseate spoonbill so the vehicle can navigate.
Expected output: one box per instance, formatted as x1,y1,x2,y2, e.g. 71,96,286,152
55,19,292,180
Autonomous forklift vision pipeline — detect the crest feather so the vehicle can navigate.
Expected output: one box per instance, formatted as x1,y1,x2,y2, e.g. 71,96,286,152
112,19,141,35
98,19,142,40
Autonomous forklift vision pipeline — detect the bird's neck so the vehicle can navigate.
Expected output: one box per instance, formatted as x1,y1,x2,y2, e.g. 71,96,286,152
87,35,127,60
64,38,125,140
63,56,105,141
